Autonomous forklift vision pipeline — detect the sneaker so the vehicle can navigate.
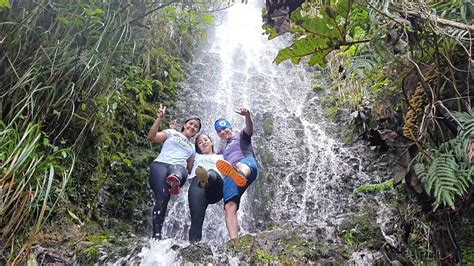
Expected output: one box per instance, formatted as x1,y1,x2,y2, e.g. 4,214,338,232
216,160,247,187
166,175,181,195
152,232,162,240
195,166,209,188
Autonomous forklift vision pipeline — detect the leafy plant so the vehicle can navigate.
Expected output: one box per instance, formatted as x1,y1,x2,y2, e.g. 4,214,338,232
413,112,474,210
268,0,370,67
1,0,223,263
0,0,10,8
0,121,74,264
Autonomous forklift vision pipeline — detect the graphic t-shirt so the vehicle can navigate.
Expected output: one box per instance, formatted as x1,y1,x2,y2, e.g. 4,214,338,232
154,129,195,167
221,130,254,164
189,153,224,178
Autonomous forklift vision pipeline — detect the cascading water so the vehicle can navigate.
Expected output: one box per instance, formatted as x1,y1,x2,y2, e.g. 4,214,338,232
135,1,392,264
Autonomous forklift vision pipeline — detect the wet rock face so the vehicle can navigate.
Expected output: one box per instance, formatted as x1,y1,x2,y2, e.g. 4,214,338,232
338,209,385,250
180,243,214,264
223,227,348,264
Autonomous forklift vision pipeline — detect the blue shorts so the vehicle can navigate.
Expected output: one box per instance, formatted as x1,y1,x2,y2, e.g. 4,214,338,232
223,156,258,207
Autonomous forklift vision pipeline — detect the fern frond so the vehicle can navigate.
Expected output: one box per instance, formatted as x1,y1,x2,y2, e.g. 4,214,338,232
412,113,474,210
346,55,376,78
453,111,474,138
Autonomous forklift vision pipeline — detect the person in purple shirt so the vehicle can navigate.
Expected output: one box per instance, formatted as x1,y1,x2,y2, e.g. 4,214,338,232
214,107,259,240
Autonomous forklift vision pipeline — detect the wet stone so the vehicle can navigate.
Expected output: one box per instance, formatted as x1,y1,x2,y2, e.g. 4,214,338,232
180,243,214,263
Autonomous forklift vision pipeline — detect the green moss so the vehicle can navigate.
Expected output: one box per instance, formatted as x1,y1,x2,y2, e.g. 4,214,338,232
324,106,341,119
76,232,116,264
342,128,354,144
263,117,274,136
260,150,275,165
313,83,324,91
77,246,100,265
339,210,385,250
251,250,276,264
458,223,474,264
353,178,394,195
343,229,358,248
227,235,254,252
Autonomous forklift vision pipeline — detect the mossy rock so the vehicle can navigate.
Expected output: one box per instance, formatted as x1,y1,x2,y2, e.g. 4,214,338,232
324,106,341,120
260,150,275,165
263,117,274,136
342,128,354,144
180,243,214,264
338,210,385,250
226,228,346,264
226,234,254,253
312,83,325,91
250,250,278,264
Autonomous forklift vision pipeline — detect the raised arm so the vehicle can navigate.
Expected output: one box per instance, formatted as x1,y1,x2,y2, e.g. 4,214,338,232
236,107,253,136
147,104,168,143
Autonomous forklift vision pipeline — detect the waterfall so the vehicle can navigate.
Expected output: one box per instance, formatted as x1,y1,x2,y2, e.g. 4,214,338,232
136,1,388,264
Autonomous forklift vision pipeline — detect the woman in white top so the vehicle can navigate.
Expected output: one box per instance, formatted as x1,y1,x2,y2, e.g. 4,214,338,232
188,133,224,243
147,104,201,240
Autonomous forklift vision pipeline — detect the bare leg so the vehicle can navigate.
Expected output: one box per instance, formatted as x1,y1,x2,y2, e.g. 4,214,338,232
224,201,239,239
235,162,251,178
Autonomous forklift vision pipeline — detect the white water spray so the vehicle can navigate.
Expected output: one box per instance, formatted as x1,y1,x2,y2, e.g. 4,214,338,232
136,1,380,263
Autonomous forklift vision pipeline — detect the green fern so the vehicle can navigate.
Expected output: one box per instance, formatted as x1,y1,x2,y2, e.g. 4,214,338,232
413,112,474,210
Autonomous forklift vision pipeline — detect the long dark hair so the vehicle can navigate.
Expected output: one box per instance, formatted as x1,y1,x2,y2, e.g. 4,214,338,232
182,116,202,133
195,133,214,154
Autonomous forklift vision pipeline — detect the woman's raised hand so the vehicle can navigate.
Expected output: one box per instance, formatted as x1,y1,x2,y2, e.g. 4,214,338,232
157,104,166,120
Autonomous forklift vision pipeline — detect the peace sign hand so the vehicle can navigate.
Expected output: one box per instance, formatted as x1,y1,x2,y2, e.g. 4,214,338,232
156,104,166,121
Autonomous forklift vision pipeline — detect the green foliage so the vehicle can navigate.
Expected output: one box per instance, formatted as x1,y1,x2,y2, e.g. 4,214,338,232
343,228,358,248
339,209,385,250
353,178,395,195
404,219,436,263
457,221,474,264
413,112,474,210
251,250,275,264
0,0,216,262
0,121,74,264
263,117,274,136
76,232,117,265
271,0,370,67
0,0,11,8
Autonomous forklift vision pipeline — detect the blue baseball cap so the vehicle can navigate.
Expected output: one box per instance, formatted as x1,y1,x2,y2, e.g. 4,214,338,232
214,118,232,132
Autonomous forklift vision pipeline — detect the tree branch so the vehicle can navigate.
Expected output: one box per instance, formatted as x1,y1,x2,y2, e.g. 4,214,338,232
128,1,179,25
402,9,474,33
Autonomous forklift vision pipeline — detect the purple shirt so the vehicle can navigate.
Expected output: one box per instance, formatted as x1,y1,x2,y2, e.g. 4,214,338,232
221,130,255,164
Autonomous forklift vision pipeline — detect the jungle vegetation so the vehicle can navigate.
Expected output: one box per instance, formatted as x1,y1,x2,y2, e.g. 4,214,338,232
0,0,473,264
263,0,473,263
0,0,229,264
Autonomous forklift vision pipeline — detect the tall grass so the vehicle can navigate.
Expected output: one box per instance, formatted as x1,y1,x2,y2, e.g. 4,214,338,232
1,0,223,263
0,121,74,264
0,1,138,146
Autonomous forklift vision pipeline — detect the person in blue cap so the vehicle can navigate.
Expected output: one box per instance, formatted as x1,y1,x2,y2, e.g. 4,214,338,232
214,107,259,240
147,104,201,239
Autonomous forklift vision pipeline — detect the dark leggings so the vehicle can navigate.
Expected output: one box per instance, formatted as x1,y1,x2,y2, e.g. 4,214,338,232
149,161,188,239
188,169,223,243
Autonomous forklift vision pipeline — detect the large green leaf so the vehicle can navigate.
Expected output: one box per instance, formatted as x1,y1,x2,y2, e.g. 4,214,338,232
275,35,328,65
0,0,11,8
272,0,371,67
291,6,342,40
